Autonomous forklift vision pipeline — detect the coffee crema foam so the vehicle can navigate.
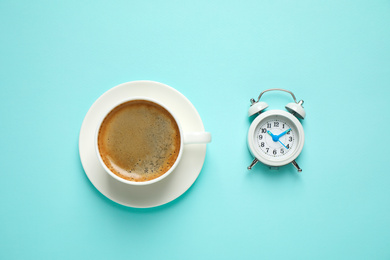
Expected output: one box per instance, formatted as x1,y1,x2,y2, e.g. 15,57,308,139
98,100,181,182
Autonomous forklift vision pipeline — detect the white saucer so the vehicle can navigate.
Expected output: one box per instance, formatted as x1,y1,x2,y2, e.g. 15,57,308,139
79,81,208,208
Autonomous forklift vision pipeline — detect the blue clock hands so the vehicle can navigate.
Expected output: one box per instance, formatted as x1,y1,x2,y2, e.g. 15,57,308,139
267,129,290,149
277,128,291,138
276,128,291,149
278,140,288,149
267,130,279,142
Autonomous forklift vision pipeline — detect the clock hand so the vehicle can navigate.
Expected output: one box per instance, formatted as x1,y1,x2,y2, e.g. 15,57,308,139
268,130,289,148
278,140,288,150
278,140,288,149
277,128,291,138
267,130,279,142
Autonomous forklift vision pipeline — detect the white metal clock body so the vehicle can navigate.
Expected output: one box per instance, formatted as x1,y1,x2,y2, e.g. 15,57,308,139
248,110,304,167
247,88,306,172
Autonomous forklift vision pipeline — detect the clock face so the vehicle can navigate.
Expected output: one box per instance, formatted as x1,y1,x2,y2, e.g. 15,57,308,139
248,110,304,167
255,118,296,158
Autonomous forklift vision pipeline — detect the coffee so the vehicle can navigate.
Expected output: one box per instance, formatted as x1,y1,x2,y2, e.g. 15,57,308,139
98,100,181,182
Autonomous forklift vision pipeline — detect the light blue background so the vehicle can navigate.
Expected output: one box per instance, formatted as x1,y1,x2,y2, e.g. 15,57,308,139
1,0,390,259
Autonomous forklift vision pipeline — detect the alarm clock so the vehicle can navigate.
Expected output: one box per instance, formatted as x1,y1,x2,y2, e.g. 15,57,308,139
247,89,305,172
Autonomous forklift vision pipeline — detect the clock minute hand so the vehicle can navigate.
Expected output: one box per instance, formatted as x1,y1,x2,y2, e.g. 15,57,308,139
277,128,291,139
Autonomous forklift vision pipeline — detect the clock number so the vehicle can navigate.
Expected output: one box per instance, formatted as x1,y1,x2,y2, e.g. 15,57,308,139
266,148,269,153
286,144,290,149
261,128,266,133
274,122,279,127
282,124,285,129
280,149,284,154
267,123,271,128
260,142,265,147
289,136,292,142
273,149,277,155
287,131,291,135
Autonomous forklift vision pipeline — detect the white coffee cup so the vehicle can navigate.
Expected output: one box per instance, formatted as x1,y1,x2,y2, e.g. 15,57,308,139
95,97,211,186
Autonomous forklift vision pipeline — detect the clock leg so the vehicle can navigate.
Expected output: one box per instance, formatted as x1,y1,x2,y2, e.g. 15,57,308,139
291,160,302,172
247,158,259,170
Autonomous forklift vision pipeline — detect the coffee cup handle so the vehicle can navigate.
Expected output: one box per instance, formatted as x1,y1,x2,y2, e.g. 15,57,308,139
183,132,212,144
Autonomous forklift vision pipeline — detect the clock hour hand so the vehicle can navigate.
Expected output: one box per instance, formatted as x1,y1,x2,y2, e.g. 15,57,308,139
267,130,279,142
277,128,291,139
